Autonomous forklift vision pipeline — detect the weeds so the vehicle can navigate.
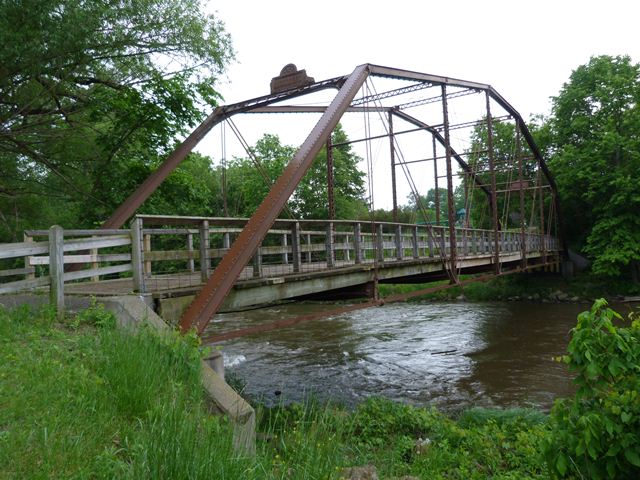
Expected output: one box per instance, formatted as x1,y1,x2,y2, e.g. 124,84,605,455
2,301,638,479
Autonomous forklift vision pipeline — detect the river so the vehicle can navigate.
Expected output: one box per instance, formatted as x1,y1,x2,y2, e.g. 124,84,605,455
207,300,635,411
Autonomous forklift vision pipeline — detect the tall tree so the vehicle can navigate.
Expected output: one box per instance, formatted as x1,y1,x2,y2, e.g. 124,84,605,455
464,120,542,231
0,0,233,239
225,129,367,220
550,55,640,280
294,125,367,219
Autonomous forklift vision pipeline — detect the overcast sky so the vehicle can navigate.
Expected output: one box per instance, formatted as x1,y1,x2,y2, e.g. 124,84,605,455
208,0,639,117
199,0,640,208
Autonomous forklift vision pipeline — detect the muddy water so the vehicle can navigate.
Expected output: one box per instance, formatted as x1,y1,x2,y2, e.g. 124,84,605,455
207,301,635,411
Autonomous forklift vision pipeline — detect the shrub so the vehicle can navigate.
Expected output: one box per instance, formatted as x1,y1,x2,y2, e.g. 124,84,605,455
545,299,640,478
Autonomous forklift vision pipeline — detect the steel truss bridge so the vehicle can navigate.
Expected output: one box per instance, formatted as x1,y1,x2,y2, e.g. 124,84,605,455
0,64,564,340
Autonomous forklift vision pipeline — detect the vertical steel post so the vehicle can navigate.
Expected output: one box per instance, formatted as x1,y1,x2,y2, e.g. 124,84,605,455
389,111,398,222
516,125,527,268
433,136,440,226
441,85,458,282
485,92,501,274
178,64,369,334
326,135,336,221
538,168,547,264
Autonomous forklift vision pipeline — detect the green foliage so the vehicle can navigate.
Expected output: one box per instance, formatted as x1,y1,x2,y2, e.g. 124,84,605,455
549,55,640,280
0,304,248,478
225,128,367,220
0,0,233,240
349,398,549,479
545,299,640,478
463,119,543,231
70,299,116,329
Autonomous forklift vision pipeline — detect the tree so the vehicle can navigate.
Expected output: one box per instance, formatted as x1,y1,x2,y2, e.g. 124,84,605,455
0,0,233,239
463,119,543,231
403,188,461,225
549,55,640,280
225,128,367,220
293,125,367,219
224,134,295,218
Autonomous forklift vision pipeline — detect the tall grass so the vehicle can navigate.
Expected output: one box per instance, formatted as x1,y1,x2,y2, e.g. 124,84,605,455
0,303,248,479
1,303,554,479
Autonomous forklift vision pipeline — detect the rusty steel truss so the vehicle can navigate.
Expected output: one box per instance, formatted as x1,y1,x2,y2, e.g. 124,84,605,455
98,64,564,336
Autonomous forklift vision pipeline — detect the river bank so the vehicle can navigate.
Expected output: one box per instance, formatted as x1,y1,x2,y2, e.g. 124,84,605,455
378,271,640,304
2,300,638,478
0,303,551,479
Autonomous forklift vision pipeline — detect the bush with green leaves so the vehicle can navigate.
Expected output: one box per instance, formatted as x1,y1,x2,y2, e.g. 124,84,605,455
545,299,640,478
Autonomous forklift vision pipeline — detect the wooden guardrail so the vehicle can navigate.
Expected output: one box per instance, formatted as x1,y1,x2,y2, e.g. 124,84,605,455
0,226,132,318
134,214,559,293
0,215,560,317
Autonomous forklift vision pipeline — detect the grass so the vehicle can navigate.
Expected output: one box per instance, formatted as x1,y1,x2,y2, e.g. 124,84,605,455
1,303,554,479
379,271,640,303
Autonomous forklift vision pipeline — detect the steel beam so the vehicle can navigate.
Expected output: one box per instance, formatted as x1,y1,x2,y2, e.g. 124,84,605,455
432,136,440,225
101,77,347,229
179,64,371,335
326,135,335,220
368,64,490,91
485,92,501,274
488,88,566,254
391,109,492,200
441,85,458,283
389,112,398,222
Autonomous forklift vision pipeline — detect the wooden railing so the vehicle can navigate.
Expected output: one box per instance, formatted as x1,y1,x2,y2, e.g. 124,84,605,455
0,227,132,318
0,214,560,316
134,215,558,292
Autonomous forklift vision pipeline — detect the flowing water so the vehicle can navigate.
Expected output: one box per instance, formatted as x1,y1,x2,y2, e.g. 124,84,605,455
207,300,636,411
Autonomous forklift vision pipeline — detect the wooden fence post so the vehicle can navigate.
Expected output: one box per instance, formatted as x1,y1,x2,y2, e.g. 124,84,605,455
199,220,210,282
344,234,351,262
143,233,152,276
24,233,35,280
395,225,403,261
90,236,100,282
187,233,195,273
427,228,434,257
376,224,385,263
131,217,145,293
291,222,301,273
354,222,363,264
48,225,65,320
252,246,262,277
306,233,312,264
462,229,469,257
326,222,335,268
281,233,289,265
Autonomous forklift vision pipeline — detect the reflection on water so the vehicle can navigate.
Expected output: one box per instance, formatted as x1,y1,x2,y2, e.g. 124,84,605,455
206,301,629,411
